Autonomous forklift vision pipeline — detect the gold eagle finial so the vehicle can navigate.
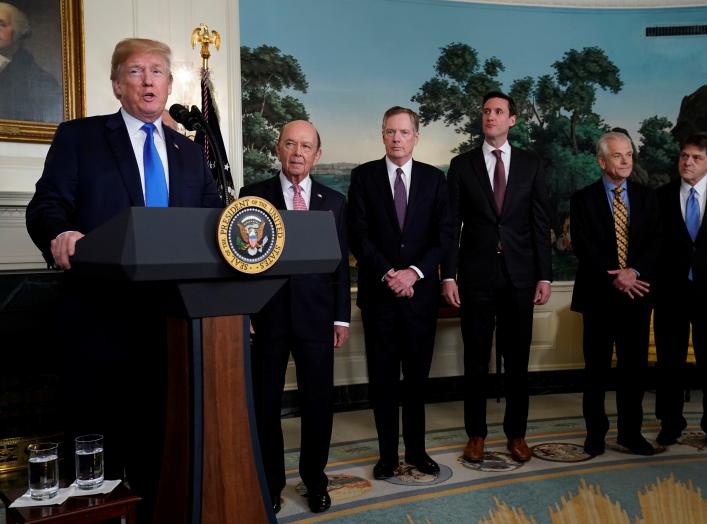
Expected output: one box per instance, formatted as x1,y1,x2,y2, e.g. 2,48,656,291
191,23,221,69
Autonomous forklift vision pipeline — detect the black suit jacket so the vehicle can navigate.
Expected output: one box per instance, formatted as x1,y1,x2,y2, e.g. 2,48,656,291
655,178,707,301
348,158,453,316
441,146,552,289
26,111,221,262
570,178,660,312
239,175,350,342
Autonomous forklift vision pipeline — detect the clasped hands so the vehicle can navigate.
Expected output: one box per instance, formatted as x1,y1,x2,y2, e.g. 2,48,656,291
385,268,418,298
608,268,650,299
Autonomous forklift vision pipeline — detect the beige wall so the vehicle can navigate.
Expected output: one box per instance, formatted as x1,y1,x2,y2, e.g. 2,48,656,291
16,0,701,382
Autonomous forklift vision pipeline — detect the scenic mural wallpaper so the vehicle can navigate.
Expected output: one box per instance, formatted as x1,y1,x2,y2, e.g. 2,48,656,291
239,0,707,280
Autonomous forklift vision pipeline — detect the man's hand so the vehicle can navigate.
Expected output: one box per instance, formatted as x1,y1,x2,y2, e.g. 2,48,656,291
50,231,85,270
385,268,417,297
533,281,551,305
608,268,650,299
442,280,461,307
333,325,349,348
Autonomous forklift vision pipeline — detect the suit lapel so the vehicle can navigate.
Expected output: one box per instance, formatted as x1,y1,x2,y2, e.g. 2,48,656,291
266,175,287,210
405,161,425,232
105,111,144,206
502,149,522,218
377,158,401,232
470,149,497,216
164,126,184,206
309,178,326,210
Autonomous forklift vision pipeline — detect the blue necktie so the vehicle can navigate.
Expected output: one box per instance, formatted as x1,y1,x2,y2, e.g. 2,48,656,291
141,123,168,207
686,187,700,280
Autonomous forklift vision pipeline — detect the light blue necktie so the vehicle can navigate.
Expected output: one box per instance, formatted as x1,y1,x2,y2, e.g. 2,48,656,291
141,123,168,207
686,187,700,280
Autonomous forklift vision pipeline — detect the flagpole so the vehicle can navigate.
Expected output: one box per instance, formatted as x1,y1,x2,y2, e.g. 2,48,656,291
191,23,235,205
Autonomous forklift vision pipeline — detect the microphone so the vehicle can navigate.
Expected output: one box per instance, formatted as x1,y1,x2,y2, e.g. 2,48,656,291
168,103,204,131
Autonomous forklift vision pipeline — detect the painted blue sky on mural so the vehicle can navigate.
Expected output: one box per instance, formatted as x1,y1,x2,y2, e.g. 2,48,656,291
240,0,707,165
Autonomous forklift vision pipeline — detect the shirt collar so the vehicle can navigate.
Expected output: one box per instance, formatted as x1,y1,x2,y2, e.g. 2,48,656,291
385,156,413,177
603,175,627,193
681,175,707,197
279,171,312,194
120,107,164,141
482,140,511,157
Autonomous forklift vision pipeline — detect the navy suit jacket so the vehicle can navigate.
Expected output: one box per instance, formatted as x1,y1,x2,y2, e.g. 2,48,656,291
348,157,453,316
239,175,351,342
26,111,221,263
441,146,552,289
655,178,707,300
570,178,659,312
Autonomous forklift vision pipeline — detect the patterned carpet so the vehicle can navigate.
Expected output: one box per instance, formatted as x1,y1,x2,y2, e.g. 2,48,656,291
278,414,707,523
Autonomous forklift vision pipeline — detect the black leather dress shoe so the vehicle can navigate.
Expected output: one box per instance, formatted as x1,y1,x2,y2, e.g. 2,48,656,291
583,437,605,456
617,435,657,455
406,454,440,475
307,491,331,513
656,428,681,446
373,459,397,479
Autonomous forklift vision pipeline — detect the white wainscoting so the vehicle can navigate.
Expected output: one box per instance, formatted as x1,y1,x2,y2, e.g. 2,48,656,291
284,282,583,390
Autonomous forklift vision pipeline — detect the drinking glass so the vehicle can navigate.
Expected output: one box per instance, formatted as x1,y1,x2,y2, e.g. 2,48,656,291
74,434,104,489
28,442,59,500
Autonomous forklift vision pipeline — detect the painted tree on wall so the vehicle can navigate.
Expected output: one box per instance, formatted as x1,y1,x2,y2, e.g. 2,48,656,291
411,43,503,153
241,45,309,184
413,44,681,278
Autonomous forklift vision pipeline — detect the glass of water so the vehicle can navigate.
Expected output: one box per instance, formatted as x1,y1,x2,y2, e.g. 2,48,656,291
74,434,104,490
28,442,59,500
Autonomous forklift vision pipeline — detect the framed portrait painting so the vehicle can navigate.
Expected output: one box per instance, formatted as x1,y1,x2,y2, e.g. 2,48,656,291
0,0,84,143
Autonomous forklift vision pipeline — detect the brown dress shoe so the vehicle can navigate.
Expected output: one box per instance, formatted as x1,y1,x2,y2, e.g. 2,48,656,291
463,437,485,462
507,438,532,462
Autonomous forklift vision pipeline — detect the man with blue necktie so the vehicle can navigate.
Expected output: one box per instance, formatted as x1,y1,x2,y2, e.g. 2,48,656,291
26,38,220,520
654,133,707,446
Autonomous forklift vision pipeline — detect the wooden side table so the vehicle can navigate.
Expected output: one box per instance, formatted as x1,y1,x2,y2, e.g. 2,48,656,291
0,483,140,524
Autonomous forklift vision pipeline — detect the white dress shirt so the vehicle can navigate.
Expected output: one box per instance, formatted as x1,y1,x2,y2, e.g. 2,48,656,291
482,140,512,188
279,171,312,209
680,176,706,226
121,108,170,197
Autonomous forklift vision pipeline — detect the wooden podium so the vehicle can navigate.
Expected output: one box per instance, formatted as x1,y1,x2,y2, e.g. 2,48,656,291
71,207,342,523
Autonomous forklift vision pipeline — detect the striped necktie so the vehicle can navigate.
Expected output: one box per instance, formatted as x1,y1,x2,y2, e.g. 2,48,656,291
613,187,628,269
292,183,307,210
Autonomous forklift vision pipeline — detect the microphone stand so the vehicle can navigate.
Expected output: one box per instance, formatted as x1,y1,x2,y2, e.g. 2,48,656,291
170,104,232,206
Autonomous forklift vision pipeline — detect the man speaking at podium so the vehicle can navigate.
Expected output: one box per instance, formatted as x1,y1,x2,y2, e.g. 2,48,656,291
25,38,220,519
239,120,350,514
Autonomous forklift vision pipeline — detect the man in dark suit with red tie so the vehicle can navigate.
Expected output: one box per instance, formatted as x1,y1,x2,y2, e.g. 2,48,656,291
239,120,350,514
571,131,660,456
654,132,707,445
442,92,552,464
348,106,452,479
25,38,221,519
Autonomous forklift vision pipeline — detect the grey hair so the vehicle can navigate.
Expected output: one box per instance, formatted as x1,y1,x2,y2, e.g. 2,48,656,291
596,131,633,159
0,3,30,41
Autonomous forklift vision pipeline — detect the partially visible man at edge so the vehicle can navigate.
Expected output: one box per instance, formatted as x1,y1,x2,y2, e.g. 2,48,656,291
26,37,221,520
654,132,707,446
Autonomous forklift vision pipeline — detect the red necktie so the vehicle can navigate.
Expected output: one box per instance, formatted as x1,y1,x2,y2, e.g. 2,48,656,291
293,183,307,210
492,149,506,215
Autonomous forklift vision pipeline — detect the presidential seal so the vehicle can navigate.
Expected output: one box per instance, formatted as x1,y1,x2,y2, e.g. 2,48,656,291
217,196,285,274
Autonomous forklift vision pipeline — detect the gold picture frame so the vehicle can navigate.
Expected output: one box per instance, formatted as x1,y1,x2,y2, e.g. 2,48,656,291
0,0,84,143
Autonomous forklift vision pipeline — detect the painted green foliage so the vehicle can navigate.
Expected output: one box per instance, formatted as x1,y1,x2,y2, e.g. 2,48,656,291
241,45,309,183
413,43,680,278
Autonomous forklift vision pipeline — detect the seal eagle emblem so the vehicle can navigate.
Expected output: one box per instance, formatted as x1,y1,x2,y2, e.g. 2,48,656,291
217,196,285,274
